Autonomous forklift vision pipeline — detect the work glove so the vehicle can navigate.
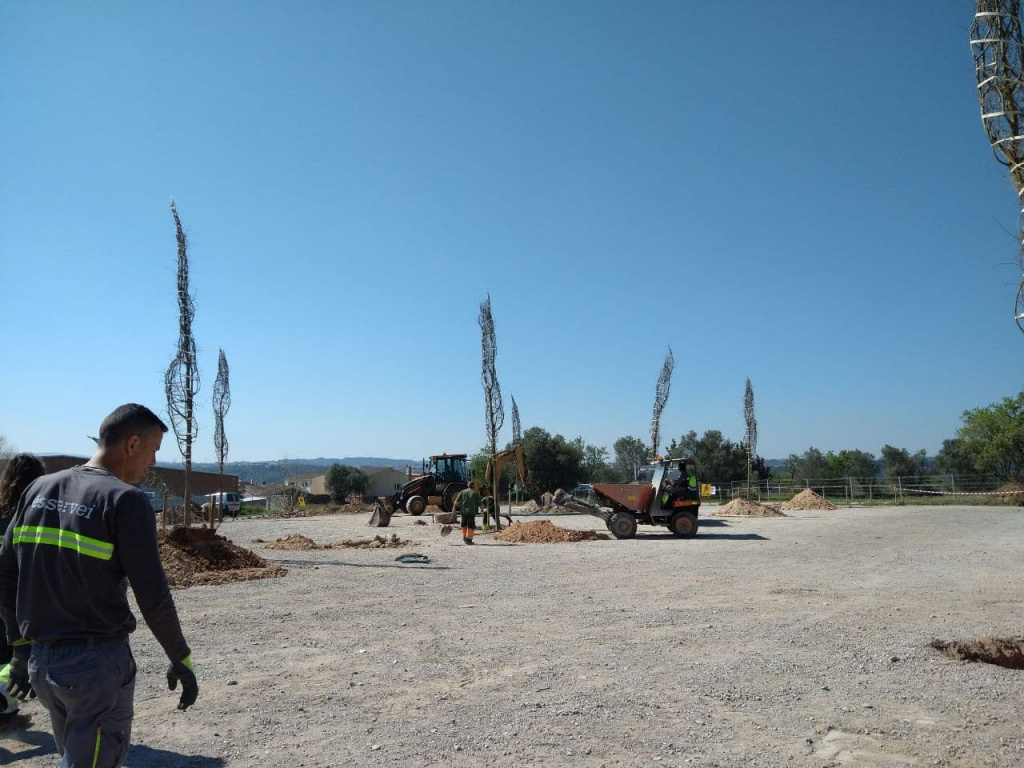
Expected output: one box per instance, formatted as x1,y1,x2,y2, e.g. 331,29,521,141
166,654,198,711
7,641,34,701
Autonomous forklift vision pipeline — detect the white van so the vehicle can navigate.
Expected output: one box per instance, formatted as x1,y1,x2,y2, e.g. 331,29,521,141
205,491,241,519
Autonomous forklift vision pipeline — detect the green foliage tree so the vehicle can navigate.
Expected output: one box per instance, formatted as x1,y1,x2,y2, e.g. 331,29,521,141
824,449,878,481
880,445,927,481
522,427,584,492
571,438,612,483
750,455,773,483
824,450,850,479
844,449,880,481
469,448,517,495
934,437,977,476
957,396,1024,481
673,430,699,459
469,452,488,484
324,464,369,503
786,447,829,481
613,435,647,481
689,430,746,481
670,429,758,482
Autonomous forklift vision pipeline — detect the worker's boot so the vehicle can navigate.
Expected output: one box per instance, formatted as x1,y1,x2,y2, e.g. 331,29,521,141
464,528,474,545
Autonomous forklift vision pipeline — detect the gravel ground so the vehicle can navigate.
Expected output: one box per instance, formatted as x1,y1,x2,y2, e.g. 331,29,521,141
3,504,1023,768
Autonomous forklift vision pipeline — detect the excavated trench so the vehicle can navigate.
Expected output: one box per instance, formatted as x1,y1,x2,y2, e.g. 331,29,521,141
930,636,1024,670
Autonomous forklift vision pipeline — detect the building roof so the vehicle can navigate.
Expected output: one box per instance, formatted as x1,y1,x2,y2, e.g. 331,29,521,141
360,466,408,477
41,455,239,497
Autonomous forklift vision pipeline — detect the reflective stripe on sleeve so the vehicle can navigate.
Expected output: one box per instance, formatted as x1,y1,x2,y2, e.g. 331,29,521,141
11,526,114,561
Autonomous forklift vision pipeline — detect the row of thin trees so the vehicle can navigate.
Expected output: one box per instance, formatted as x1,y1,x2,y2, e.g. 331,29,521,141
164,200,231,528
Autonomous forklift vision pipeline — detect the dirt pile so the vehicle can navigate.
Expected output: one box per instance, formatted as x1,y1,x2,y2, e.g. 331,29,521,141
714,498,786,517
495,520,608,543
260,533,320,550
158,527,286,589
781,489,839,511
257,533,408,550
930,636,1024,670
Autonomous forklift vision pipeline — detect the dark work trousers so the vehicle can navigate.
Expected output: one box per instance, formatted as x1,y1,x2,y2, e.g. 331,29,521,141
30,638,136,768
460,510,476,542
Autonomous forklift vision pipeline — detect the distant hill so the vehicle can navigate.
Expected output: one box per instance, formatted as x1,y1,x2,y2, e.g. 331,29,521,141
157,457,418,486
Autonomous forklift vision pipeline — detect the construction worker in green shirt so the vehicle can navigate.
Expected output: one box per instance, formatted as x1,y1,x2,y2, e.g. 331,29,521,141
453,486,482,545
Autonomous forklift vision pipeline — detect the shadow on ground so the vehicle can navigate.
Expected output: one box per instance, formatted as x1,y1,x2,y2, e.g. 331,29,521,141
262,557,450,570
125,744,225,767
0,713,57,762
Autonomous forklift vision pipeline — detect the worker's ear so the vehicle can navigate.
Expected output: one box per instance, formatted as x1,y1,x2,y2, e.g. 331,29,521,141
125,435,141,456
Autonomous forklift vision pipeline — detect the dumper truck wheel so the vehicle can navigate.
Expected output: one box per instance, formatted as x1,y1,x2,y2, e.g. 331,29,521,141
609,511,637,539
669,510,698,538
406,496,427,516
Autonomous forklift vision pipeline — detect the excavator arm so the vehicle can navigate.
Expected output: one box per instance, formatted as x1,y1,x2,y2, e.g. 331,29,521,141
485,443,546,508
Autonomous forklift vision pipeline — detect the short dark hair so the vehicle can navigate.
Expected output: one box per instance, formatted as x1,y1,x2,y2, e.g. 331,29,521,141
98,404,168,448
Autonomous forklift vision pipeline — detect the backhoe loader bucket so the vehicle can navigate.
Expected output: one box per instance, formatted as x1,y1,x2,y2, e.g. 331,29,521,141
368,498,393,527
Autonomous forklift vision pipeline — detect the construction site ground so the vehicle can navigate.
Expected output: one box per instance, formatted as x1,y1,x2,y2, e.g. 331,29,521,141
3,504,1023,768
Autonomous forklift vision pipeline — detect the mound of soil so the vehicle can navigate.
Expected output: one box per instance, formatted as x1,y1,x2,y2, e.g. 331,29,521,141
256,533,407,550
259,533,320,550
495,520,608,543
781,489,839,511
714,498,786,517
158,527,286,589
930,636,1024,670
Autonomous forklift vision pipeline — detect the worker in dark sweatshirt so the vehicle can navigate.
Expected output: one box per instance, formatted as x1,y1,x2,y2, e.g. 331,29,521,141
0,403,198,768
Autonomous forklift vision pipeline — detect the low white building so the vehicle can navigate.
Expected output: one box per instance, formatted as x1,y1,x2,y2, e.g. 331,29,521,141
362,466,411,499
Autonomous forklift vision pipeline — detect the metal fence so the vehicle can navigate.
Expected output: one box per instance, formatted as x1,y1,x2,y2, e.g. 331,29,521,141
708,474,1021,505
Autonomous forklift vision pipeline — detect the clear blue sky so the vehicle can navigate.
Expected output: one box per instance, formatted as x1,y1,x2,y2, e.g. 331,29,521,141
1,1,1020,464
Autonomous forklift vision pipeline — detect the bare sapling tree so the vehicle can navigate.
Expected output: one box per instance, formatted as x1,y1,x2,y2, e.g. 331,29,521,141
650,347,674,459
165,199,200,527
511,394,522,444
212,348,231,528
971,2,1024,333
479,293,504,528
744,377,758,493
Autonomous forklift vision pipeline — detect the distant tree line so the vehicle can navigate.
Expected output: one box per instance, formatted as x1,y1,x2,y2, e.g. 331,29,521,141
470,392,1024,492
